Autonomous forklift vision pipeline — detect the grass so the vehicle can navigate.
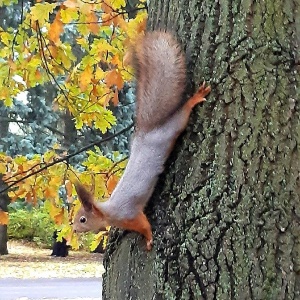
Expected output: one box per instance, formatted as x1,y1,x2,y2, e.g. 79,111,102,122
0,240,105,279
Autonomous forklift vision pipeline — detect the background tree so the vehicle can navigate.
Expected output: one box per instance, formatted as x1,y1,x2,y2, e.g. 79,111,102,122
0,0,146,252
0,103,9,254
103,0,300,299
0,3,23,255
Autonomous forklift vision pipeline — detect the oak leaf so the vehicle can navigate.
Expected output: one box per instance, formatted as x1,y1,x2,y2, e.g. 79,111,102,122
79,64,93,91
48,13,63,44
110,0,126,10
61,8,78,23
30,3,57,25
105,69,123,90
87,12,99,34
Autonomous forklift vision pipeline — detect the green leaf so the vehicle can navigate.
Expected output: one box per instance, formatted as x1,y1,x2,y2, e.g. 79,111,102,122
0,0,17,7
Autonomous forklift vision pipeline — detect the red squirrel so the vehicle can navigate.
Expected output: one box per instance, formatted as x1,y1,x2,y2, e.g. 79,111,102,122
73,31,211,251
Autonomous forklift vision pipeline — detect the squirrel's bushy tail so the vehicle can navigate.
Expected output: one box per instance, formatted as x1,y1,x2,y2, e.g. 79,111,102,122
133,31,187,131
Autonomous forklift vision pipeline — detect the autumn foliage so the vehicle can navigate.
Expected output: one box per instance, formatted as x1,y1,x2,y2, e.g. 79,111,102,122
0,0,147,249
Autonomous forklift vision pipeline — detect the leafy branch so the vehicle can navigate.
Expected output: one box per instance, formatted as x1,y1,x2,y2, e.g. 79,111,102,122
0,123,133,194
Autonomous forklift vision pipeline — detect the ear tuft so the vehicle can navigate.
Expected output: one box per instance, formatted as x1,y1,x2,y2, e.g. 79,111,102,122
75,182,94,212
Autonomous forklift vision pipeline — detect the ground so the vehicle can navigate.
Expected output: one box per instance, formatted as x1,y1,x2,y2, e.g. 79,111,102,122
0,240,104,279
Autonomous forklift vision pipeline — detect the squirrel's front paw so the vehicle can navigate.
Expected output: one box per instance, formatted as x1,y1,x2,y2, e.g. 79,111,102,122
195,81,211,102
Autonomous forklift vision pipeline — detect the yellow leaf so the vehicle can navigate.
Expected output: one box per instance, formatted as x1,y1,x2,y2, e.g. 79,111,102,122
49,175,61,186
0,32,12,46
59,48,73,69
95,68,106,80
110,0,126,10
4,96,12,106
92,39,113,57
111,54,122,68
70,233,80,250
61,8,78,23
44,186,58,199
86,12,99,35
75,116,83,129
127,11,147,39
49,202,64,223
0,210,8,225
79,64,93,91
43,150,56,163
57,225,72,243
90,230,109,251
94,111,116,133
30,3,57,26
76,37,89,50
0,162,6,173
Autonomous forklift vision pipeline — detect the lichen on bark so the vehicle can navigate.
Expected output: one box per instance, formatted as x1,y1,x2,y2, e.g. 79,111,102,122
103,0,300,299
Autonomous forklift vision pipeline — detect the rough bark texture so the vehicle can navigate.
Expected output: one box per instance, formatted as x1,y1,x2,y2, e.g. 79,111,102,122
103,0,300,299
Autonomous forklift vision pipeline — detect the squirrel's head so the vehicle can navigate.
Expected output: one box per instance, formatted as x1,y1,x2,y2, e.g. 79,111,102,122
73,183,108,233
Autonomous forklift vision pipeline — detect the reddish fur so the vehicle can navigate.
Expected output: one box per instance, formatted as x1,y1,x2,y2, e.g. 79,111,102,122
116,213,153,251
73,31,211,251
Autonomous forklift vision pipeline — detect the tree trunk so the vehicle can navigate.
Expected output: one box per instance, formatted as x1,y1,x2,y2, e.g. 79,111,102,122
0,101,10,255
103,0,300,299
0,178,9,255
0,224,8,255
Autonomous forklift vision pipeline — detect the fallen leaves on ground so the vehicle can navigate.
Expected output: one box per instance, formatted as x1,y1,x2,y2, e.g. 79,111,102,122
0,240,104,279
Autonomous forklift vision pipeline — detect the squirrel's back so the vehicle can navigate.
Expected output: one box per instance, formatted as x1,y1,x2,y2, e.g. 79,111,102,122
134,31,187,131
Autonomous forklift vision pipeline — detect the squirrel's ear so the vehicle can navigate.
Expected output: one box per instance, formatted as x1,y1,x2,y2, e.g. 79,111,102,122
91,203,104,218
75,182,94,212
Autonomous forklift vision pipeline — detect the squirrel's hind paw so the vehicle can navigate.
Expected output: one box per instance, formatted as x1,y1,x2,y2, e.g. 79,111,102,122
146,238,153,251
195,82,211,102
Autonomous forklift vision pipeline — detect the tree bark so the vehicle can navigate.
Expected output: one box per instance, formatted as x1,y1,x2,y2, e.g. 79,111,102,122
0,178,9,255
103,0,300,299
0,101,10,255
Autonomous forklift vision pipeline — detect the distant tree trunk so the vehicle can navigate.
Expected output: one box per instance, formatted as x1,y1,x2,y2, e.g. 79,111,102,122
0,226,8,255
103,0,299,299
0,101,9,255
0,179,9,255
63,109,77,148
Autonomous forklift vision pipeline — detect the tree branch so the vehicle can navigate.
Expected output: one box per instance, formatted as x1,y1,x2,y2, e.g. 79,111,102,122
0,118,67,138
0,123,134,194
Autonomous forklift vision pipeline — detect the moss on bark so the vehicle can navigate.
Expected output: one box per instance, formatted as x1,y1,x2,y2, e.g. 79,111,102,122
103,0,300,299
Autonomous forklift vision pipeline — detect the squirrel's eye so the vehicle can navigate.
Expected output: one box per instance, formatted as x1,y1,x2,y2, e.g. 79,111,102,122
79,216,87,223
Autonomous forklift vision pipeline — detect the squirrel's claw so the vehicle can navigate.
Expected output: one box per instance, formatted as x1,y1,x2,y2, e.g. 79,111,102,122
186,82,211,109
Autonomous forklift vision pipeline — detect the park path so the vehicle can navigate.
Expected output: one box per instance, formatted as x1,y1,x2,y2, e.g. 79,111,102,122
0,277,102,300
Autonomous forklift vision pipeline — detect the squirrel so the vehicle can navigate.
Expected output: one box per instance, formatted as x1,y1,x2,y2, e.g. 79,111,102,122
73,31,211,251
